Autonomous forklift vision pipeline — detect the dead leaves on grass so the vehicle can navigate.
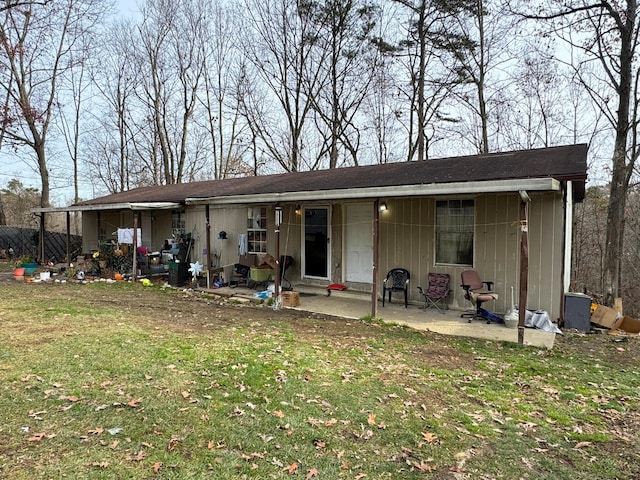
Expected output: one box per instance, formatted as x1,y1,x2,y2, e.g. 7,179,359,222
574,441,593,450
127,397,143,407
284,461,298,474
420,431,438,444
27,432,56,442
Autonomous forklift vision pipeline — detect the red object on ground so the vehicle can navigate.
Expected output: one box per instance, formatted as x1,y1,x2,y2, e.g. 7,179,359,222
326,283,347,296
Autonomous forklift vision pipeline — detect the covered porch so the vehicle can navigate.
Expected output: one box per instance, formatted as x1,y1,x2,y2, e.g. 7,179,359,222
211,283,557,349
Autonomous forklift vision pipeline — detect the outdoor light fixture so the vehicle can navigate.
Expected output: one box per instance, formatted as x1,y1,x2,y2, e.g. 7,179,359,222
295,204,301,215
379,202,388,212
218,230,228,240
275,205,283,227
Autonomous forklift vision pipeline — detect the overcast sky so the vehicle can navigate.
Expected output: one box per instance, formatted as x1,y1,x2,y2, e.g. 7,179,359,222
117,0,140,18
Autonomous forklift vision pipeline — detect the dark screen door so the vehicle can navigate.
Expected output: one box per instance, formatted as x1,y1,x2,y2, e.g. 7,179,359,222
304,207,328,278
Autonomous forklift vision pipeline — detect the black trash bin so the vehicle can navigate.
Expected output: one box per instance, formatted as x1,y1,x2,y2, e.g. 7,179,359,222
563,293,591,332
169,261,189,287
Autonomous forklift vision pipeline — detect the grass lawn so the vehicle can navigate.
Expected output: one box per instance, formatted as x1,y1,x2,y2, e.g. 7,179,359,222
0,276,638,479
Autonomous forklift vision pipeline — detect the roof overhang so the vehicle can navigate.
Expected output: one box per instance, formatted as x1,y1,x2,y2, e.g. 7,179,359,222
186,178,560,206
31,178,562,213
32,202,181,214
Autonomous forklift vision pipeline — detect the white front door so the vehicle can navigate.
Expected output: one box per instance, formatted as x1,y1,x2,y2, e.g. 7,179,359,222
345,204,373,283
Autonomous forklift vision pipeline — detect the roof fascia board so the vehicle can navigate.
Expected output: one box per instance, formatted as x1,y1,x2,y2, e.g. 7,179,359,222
32,202,182,214
186,178,560,206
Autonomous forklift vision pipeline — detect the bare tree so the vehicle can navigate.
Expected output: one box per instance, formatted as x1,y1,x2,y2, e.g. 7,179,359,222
0,1,48,13
85,19,140,194
241,0,328,172
134,0,207,184
440,0,517,154
0,178,40,227
519,0,639,305
572,185,609,296
622,184,640,316
309,0,380,169
198,1,252,179
58,31,96,209
390,0,474,161
494,51,565,149
0,0,105,208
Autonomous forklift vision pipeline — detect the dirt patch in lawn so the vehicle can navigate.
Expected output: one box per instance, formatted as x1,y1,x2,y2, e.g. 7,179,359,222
2,274,638,369
3,278,481,372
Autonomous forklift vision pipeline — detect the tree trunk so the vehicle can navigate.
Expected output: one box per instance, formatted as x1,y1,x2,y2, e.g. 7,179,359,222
603,0,635,305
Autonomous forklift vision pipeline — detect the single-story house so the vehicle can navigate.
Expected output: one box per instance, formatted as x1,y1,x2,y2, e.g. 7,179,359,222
34,144,588,321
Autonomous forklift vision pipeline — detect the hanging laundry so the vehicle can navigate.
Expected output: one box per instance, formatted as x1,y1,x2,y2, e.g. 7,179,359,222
238,233,247,256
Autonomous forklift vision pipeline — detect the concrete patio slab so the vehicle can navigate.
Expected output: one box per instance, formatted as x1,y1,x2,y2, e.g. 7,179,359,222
215,284,556,349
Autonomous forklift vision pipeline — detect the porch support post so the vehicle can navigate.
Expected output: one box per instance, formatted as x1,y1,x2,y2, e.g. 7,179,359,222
372,200,379,318
97,211,102,258
205,204,211,284
274,205,283,304
39,212,45,263
518,192,530,345
132,212,139,281
66,211,71,265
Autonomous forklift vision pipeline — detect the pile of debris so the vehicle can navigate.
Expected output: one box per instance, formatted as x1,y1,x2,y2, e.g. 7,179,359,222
590,300,640,336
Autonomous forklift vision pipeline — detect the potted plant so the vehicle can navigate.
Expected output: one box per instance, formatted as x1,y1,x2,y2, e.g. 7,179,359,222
20,257,38,275
93,250,107,269
13,261,25,281
96,241,119,271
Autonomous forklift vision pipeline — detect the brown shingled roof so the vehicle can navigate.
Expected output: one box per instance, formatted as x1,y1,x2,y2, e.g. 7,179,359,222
78,144,587,206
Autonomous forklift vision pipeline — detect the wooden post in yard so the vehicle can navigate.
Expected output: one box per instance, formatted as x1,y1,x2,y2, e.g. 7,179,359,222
205,205,211,287
518,192,530,345
274,205,283,305
132,212,138,281
372,200,380,318
66,211,71,266
39,212,45,263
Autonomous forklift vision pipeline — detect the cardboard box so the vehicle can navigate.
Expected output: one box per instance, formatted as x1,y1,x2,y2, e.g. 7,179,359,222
281,291,300,307
610,315,640,334
591,305,622,329
260,254,277,269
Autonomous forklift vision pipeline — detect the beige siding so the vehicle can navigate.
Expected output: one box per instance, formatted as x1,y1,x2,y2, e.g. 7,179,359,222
79,192,565,320
473,194,520,314
378,197,436,305
377,192,564,319
184,204,304,284
82,210,172,255
150,210,174,249
526,192,564,320
81,213,99,254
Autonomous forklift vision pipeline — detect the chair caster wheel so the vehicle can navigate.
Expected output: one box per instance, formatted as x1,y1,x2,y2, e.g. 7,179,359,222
486,320,491,324
468,319,472,323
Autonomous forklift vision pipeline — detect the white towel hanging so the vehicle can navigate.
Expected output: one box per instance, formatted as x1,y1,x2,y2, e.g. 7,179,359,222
238,233,247,256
